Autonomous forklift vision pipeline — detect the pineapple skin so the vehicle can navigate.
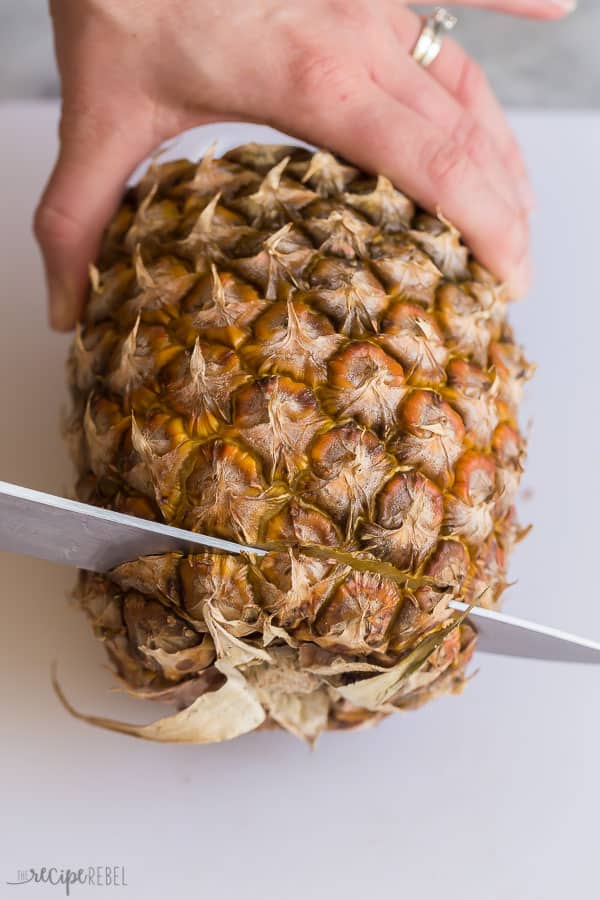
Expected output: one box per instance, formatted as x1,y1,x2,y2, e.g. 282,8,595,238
66,143,531,744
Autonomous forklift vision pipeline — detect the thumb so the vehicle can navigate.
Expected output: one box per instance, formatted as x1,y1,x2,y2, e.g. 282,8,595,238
34,108,157,331
414,0,575,17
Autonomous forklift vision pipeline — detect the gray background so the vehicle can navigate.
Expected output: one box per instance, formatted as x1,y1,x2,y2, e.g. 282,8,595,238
1,0,599,107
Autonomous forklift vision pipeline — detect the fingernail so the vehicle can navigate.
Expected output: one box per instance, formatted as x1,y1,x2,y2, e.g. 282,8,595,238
509,257,532,299
48,277,75,331
550,0,576,12
517,179,536,214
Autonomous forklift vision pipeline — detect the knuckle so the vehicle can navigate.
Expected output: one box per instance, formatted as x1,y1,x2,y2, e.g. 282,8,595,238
33,201,82,250
455,55,487,107
454,116,493,169
287,49,352,102
422,138,471,194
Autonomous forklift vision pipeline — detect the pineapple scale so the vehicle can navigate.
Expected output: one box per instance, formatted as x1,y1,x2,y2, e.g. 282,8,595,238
64,144,530,743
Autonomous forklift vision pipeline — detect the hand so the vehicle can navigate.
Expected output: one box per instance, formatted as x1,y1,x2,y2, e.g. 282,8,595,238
35,0,573,330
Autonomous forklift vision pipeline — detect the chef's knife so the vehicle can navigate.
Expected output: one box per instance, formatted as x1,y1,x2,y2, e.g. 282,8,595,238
1,479,599,664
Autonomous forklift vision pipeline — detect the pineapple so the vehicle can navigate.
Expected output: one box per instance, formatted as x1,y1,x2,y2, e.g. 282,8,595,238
63,143,531,744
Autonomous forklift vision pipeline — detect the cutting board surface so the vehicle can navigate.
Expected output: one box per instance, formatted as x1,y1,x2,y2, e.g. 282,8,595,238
0,104,598,899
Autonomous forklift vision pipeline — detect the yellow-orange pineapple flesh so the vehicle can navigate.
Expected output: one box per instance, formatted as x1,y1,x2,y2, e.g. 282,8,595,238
65,143,532,744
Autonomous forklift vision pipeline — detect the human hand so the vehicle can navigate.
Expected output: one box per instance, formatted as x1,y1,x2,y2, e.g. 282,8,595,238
35,0,573,330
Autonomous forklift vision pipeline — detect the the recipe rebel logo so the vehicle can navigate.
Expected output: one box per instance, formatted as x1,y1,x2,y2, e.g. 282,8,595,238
6,866,128,895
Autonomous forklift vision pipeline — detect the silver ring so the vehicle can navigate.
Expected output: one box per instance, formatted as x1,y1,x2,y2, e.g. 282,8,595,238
411,7,458,69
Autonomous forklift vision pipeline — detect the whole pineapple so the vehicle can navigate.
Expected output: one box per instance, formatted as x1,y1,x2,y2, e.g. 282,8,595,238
64,142,531,744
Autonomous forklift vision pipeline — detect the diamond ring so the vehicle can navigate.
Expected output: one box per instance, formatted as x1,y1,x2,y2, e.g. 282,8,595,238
411,7,458,69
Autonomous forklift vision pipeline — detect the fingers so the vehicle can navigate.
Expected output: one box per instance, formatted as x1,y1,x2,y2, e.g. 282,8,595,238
413,0,574,18
34,106,159,331
390,6,534,211
432,37,534,210
287,75,529,295
370,38,527,218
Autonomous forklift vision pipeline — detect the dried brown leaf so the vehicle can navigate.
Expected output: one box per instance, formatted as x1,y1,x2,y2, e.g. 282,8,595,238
328,608,470,712
202,601,271,667
53,662,265,743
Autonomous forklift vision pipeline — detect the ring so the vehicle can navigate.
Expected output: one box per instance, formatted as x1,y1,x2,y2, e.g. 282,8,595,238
411,7,458,69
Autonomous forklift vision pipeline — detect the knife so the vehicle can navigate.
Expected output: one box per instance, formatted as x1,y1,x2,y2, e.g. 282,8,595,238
1,479,599,664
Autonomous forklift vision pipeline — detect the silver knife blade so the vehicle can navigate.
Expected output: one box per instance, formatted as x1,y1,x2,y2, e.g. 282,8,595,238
448,601,600,664
0,479,266,571
2,479,600,664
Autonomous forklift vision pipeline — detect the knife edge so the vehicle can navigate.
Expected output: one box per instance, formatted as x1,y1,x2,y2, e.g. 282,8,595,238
2,479,600,664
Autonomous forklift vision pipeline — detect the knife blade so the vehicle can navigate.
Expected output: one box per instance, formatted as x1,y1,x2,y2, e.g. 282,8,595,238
2,479,599,663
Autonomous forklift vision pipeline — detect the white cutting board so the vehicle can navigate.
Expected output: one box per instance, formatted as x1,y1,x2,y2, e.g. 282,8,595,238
0,103,598,899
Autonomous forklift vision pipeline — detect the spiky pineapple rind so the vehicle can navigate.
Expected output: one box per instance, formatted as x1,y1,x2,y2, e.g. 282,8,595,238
65,143,529,743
